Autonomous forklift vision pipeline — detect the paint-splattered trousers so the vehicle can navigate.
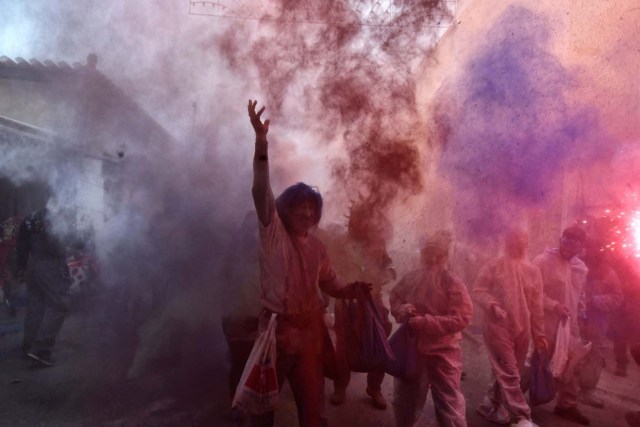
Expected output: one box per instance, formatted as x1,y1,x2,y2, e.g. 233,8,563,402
393,349,467,427
483,323,532,420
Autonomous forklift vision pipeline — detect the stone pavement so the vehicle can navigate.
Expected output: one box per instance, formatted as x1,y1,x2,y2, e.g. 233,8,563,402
1,287,639,426
273,324,640,427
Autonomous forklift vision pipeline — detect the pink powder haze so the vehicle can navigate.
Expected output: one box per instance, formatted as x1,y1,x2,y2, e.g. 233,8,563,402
0,0,639,419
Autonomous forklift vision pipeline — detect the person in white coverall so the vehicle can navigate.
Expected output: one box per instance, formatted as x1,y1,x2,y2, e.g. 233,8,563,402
473,229,548,427
389,230,473,427
533,226,590,426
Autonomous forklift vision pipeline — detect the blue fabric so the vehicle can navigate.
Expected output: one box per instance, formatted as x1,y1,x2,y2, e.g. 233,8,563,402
341,292,395,372
529,349,556,406
385,323,419,381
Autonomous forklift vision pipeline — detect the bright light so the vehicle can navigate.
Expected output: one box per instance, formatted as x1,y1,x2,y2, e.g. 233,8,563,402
594,205,640,261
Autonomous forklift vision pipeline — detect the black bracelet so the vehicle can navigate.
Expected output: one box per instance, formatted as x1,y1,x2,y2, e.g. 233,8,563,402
258,155,268,161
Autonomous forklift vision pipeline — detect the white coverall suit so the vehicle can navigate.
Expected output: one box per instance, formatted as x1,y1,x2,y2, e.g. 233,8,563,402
533,248,587,409
390,266,473,427
473,256,545,422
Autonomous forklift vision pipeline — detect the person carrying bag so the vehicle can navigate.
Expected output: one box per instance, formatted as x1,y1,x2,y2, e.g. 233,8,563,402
339,289,395,373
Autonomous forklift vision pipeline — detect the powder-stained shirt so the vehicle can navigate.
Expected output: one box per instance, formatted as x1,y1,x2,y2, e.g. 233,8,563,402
533,248,588,342
472,256,545,342
390,267,473,355
259,211,336,315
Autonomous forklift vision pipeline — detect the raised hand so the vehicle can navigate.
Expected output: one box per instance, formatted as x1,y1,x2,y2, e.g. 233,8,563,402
248,99,270,141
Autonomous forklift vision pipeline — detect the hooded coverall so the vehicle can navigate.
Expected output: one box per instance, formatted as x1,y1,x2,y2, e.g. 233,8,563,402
390,266,472,427
533,248,587,409
473,256,545,422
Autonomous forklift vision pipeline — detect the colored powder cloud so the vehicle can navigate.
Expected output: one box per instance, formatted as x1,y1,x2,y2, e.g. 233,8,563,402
433,6,606,243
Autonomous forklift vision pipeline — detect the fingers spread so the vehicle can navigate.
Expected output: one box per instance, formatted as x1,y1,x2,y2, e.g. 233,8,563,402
248,100,259,116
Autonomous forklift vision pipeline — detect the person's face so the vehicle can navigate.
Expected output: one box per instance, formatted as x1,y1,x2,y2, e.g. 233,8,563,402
286,200,317,237
505,231,528,259
559,235,584,260
421,246,448,267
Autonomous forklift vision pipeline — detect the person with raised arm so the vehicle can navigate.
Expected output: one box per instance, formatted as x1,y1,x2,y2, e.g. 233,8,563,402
248,100,370,427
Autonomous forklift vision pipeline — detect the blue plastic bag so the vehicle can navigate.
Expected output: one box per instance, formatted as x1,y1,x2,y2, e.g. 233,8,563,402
385,323,419,381
340,292,395,372
529,349,556,406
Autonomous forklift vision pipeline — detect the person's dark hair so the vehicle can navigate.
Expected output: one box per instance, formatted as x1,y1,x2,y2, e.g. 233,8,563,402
275,182,323,227
562,226,587,243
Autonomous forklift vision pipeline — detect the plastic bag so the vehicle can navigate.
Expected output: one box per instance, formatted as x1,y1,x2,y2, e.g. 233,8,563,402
550,318,570,377
529,349,556,406
339,291,395,372
232,313,279,415
385,323,419,381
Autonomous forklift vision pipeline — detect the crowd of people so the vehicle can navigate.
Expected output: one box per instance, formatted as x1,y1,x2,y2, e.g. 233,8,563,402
231,100,640,427
7,99,636,426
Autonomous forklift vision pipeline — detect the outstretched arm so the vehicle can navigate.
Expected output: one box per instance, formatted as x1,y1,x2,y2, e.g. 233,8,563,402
248,100,275,227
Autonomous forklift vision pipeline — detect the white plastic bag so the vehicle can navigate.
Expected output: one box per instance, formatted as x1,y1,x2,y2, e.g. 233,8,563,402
232,313,278,415
550,318,570,377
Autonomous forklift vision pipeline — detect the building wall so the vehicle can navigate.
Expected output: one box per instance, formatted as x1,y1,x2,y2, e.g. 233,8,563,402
0,78,84,140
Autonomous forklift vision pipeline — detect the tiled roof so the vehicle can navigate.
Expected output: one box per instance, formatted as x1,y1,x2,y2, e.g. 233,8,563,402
0,54,96,82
